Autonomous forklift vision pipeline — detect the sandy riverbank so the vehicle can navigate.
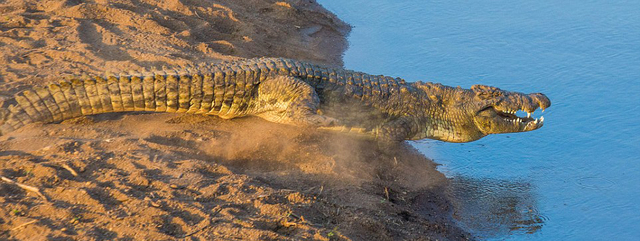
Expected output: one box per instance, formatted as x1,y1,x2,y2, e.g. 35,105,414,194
0,0,471,240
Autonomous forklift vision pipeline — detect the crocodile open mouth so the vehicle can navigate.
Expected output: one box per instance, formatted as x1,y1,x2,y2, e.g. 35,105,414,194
481,106,545,125
495,108,543,124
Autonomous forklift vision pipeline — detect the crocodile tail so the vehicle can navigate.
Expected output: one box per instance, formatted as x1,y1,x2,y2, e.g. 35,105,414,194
0,71,212,135
1,95,31,135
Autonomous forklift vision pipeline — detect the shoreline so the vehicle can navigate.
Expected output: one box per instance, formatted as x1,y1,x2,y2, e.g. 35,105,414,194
0,0,471,240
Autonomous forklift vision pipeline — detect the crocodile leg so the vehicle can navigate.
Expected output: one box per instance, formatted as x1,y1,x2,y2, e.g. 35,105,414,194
316,116,414,142
253,75,337,127
377,117,415,142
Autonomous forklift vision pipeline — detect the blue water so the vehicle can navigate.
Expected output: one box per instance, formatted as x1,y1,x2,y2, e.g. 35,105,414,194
319,1,640,240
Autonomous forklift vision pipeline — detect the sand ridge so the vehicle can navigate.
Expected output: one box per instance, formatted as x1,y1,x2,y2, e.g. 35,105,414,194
0,0,471,240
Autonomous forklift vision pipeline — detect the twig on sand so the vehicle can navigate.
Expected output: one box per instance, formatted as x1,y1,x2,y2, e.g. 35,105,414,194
60,163,78,176
0,175,48,201
11,220,38,231
384,187,390,201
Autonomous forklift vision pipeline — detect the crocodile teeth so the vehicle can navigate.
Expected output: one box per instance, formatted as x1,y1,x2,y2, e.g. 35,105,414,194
533,116,544,125
527,112,531,118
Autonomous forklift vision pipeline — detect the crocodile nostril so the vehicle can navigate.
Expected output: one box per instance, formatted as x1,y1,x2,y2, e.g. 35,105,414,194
530,93,551,110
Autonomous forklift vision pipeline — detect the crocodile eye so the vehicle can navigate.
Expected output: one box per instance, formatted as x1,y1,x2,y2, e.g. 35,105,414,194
472,85,503,99
475,90,497,99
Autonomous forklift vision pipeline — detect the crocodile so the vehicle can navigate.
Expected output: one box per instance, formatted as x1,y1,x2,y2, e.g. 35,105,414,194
0,57,550,143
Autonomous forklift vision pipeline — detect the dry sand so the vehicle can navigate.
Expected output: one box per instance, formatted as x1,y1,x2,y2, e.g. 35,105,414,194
0,0,471,240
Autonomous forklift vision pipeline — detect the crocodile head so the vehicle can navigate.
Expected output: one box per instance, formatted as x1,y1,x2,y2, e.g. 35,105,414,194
470,84,550,135
412,83,551,142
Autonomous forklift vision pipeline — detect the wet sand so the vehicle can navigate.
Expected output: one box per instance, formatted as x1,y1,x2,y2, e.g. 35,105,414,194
0,0,471,240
